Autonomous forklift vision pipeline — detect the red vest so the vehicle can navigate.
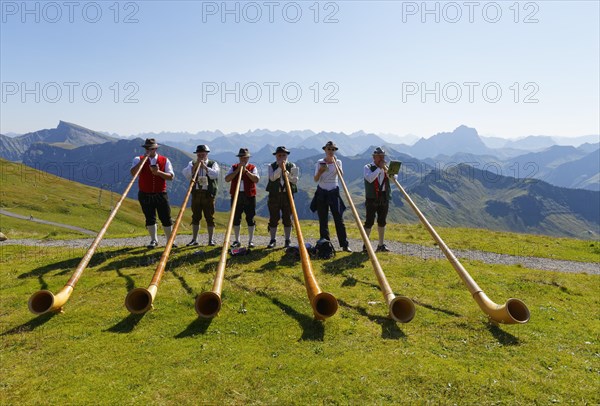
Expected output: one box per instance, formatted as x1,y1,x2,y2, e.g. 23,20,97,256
229,163,257,197
138,155,167,193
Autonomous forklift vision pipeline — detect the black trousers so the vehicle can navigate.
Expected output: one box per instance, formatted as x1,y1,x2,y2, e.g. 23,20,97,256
364,195,389,228
232,193,256,226
313,187,348,248
138,191,172,227
268,192,292,228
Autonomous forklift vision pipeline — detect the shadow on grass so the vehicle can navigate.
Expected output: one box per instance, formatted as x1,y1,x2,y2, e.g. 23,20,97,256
338,299,407,340
486,322,520,346
229,279,325,341
105,313,146,333
96,248,162,273
263,294,325,341
20,247,144,291
115,269,135,291
320,252,368,276
171,269,194,295
413,299,462,318
175,318,213,338
197,246,273,274
1,312,57,335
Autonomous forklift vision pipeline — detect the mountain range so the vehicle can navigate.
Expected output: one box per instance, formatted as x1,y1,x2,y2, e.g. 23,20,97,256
1,121,598,239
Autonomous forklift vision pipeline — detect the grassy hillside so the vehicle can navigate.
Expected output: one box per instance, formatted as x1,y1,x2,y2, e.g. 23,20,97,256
0,159,209,239
1,244,598,404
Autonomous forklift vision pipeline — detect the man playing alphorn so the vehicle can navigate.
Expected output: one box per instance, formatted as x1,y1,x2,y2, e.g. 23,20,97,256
266,146,298,248
130,138,175,249
182,144,220,246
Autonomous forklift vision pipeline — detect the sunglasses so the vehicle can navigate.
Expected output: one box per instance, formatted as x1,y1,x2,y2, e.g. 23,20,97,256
146,147,157,151
326,148,336,151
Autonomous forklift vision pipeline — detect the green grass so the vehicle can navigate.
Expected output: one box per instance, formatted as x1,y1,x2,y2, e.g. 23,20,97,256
1,244,598,404
0,159,217,240
0,159,145,238
0,215,87,240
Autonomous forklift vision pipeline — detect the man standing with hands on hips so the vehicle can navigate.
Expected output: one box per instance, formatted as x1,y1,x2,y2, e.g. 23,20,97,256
130,138,175,249
182,144,220,247
225,148,260,248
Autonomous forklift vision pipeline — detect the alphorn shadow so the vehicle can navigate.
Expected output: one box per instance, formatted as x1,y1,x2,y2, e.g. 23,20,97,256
175,318,213,338
412,299,462,318
171,269,194,295
95,248,162,273
486,322,520,346
320,252,368,276
337,299,407,340
19,247,139,292
229,279,325,341
105,313,145,333
1,312,57,336
255,290,325,341
115,269,135,292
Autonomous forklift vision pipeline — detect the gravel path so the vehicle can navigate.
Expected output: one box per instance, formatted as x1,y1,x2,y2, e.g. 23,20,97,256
2,233,598,275
0,209,96,236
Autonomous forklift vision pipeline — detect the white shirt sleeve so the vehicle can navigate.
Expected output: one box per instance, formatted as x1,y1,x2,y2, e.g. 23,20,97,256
364,163,382,183
207,161,219,179
269,164,280,182
226,165,235,178
314,161,321,177
182,161,193,180
164,157,174,176
131,156,141,169
251,165,260,181
289,163,299,184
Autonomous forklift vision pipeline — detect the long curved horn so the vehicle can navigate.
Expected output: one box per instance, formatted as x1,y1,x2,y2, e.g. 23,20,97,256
388,168,530,324
333,160,415,323
125,160,202,314
282,165,338,320
195,166,244,318
28,156,150,315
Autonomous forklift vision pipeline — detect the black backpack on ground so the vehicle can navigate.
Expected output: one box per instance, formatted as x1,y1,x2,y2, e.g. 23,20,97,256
315,239,335,259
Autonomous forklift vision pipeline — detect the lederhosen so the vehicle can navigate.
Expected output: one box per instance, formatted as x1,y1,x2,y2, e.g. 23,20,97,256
191,160,218,226
229,163,257,226
266,162,297,229
364,164,390,228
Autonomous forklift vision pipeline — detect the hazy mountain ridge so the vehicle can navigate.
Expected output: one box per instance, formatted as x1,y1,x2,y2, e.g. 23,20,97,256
0,121,117,162
400,165,598,239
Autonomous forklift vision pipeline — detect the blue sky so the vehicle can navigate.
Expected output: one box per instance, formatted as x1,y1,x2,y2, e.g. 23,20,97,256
1,0,599,138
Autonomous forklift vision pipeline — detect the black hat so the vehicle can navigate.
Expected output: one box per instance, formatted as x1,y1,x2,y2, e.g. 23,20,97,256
372,147,386,155
322,141,338,151
236,148,251,157
194,144,210,153
141,138,159,149
273,146,291,155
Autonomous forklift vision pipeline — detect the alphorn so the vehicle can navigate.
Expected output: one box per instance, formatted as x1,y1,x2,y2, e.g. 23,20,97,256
333,160,415,323
282,165,338,320
125,160,202,313
195,166,244,318
28,156,149,315
388,167,530,324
